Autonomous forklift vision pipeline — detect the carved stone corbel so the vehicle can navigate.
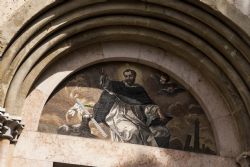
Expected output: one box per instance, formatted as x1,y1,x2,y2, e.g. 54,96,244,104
0,107,25,144
0,108,8,135
237,152,250,167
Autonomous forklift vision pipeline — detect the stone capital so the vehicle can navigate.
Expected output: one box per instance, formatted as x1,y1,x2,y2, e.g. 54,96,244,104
236,151,250,167
0,107,24,144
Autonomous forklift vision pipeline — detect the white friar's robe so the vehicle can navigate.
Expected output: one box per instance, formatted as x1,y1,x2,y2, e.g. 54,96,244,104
105,100,169,146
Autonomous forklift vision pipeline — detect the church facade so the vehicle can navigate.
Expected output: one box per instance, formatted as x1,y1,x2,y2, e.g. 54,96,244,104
0,0,250,166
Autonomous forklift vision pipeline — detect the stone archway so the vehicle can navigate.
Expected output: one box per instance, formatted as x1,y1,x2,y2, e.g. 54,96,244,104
21,41,239,156
16,42,239,166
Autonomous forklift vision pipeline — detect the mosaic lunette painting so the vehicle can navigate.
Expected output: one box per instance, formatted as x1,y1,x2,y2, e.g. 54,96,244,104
38,62,216,154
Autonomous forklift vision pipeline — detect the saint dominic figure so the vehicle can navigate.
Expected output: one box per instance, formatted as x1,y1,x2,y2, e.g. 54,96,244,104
93,69,171,146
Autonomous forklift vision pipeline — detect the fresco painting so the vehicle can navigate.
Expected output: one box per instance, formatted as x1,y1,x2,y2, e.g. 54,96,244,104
38,62,216,155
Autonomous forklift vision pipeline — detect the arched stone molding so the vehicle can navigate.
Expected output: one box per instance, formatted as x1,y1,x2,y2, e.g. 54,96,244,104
21,42,240,157
1,0,250,45
0,0,249,159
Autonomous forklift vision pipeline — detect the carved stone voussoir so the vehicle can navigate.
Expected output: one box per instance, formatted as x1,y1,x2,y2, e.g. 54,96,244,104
237,152,250,167
0,107,25,144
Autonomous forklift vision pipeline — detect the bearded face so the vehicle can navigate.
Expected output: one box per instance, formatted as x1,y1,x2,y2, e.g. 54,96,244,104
123,71,136,86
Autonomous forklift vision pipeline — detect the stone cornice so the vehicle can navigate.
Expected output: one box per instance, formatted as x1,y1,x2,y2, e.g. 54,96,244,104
0,107,24,144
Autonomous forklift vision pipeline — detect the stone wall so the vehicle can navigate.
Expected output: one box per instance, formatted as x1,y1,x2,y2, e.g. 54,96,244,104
0,0,26,25
200,0,250,35
201,0,250,16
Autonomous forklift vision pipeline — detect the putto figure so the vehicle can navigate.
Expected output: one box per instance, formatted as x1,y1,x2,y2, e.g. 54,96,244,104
157,74,185,96
93,69,171,146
